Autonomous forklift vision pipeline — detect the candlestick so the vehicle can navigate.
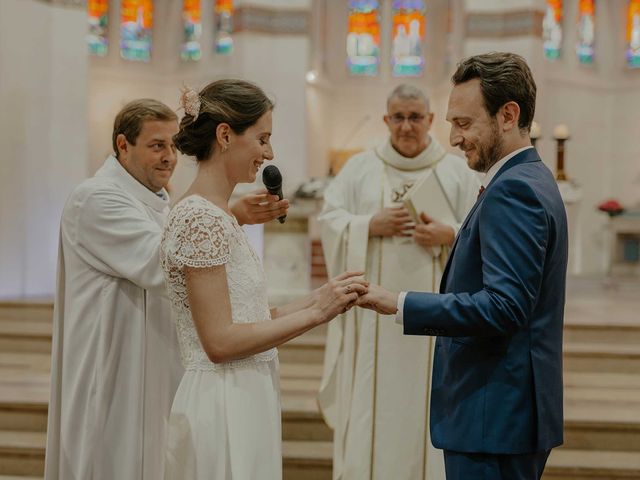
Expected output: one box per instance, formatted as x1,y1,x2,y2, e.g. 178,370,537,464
555,139,567,181
553,124,570,140
530,121,541,148
553,124,570,181
530,121,541,139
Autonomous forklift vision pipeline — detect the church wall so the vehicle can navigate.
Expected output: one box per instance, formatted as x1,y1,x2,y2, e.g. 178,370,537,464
1,0,637,298
460,0,640,275
236,32,310,194
87,0,310,199
604,1,640,212
85,0,310,268
536,0,636,274
0,0,310,298
611,90,640,208
310,0,640,276
542,82,613,274
0,0,88,298
307,0,456,177
88,0,204,183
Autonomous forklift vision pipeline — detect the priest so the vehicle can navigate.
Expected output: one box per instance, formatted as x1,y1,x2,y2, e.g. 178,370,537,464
318,85,479,480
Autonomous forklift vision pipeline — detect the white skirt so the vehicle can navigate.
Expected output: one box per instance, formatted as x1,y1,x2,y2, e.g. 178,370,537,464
164,358,282,480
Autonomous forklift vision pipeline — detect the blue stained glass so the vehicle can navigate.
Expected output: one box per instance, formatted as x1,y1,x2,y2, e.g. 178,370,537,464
628,1,640,68
348,0,379,13
391,0,425,77
392,0,424,10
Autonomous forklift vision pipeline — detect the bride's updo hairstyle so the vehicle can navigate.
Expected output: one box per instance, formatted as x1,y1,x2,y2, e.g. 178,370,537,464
174,79,274,161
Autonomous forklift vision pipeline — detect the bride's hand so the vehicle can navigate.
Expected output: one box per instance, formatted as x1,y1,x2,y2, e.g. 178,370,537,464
311,271,368,324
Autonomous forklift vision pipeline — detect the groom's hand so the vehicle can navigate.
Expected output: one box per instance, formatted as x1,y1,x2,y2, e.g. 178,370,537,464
356,284,399,315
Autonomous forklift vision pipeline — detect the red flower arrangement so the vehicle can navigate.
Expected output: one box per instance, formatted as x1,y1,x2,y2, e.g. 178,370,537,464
597,199,625,217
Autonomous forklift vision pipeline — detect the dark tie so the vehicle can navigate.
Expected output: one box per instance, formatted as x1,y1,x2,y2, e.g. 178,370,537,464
477,186,486,200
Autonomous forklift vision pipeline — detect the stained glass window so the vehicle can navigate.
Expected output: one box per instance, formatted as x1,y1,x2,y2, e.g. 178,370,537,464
88,0,108,56
347,0,380,76
627,0,640,68
120,0,153,62
182,0,202,61
543,0,563,60
576,0,595,64
391,0,425,77
215,0,234,55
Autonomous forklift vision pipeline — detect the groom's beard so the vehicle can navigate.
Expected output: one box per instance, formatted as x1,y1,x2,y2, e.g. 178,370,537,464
475,119,504,173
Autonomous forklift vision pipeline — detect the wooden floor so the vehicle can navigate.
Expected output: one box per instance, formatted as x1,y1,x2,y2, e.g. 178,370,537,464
1,276,639,479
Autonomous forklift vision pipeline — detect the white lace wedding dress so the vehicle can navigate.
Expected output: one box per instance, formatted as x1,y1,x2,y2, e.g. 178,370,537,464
160,195,281,480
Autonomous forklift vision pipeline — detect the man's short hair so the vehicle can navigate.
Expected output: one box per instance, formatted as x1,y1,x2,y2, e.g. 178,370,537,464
112,99,177,158
387,84,430,111
451,52,536,132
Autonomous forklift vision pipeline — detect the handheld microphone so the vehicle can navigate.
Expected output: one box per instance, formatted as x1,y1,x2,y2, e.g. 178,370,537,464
262,165,286,224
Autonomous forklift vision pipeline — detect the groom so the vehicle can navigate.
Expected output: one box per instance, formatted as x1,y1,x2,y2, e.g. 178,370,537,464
357,52,568,480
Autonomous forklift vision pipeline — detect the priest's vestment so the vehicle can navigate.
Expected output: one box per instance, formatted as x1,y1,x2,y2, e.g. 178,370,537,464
45,156,183,480
318,138,479,480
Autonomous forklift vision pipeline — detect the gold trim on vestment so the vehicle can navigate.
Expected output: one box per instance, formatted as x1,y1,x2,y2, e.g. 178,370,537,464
368,159,444,480
340,222,361,467
369,168,386,480
421,252,440,479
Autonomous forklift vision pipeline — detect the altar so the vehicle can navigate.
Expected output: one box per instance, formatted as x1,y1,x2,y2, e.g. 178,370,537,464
607,212,640,279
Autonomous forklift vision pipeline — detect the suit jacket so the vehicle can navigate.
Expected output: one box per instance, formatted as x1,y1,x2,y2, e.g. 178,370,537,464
403,148,568,454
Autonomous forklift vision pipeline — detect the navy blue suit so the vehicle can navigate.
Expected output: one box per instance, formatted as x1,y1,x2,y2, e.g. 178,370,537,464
403,148,567,478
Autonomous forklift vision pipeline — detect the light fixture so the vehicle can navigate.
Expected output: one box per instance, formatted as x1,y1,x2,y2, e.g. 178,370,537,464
305,70,318,83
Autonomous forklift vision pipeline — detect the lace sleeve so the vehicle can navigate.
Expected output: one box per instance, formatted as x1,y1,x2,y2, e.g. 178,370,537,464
166,203,230,268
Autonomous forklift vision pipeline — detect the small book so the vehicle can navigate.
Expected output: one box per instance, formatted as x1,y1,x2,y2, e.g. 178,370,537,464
402,170,458,226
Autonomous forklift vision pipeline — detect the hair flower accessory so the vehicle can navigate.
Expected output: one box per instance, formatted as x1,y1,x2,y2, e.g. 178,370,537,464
180,86,201,120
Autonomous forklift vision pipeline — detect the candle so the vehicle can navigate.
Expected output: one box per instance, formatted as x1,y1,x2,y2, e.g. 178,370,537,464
553,124,570,140
530,121,541,139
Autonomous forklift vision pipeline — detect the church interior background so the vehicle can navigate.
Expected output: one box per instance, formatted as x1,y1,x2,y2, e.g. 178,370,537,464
0,0,639,478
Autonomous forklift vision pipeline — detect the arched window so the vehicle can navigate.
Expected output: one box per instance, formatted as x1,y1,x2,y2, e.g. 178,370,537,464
182,0,202,61
627,0,640,68
215,0,234,55
347,0,381,76
543,0,563,60
120,0,154,62
88,0,109,57
391,0,425,77
576,0,595,64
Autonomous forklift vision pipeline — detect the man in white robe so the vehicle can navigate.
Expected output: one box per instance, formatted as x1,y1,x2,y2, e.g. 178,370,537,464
318,85,479,480
45,99,289,480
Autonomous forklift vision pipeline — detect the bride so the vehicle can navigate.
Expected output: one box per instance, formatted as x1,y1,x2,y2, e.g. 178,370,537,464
159,79,367,479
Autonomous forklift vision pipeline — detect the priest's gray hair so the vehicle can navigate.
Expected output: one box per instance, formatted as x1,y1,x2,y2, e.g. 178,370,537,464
387,84,430,112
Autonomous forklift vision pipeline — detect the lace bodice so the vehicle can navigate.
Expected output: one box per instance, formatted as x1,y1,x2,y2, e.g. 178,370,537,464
160,195,277,371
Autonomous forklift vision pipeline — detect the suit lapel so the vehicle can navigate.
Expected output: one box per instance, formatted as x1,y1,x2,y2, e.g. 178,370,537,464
439,205,478,292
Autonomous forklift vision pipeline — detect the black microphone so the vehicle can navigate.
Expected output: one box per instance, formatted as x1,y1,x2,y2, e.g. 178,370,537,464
262,165,286,224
